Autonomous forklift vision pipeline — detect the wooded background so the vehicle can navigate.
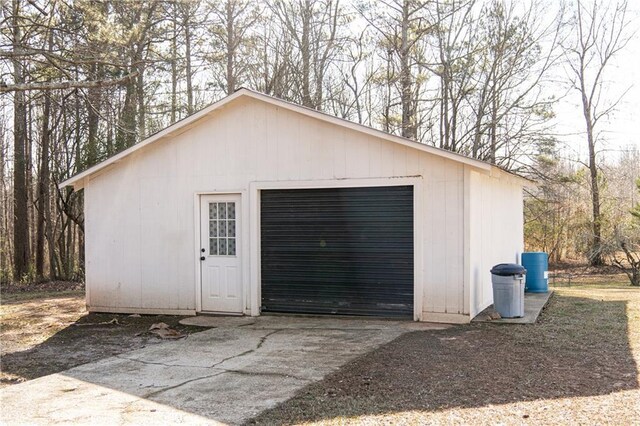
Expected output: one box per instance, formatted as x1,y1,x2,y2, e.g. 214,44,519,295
1,0,639,285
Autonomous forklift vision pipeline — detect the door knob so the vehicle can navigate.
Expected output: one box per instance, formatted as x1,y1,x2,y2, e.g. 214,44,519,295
201,248,205,252
200,256,205,261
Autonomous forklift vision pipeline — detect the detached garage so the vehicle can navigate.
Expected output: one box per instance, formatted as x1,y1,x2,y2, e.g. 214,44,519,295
61,88,529,323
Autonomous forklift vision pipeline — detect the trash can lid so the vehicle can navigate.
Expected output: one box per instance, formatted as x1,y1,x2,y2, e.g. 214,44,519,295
490,263,526,276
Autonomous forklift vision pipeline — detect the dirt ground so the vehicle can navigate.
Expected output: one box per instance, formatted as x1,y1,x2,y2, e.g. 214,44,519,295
251,273,640,425
0,283,205,388
2,272,639,425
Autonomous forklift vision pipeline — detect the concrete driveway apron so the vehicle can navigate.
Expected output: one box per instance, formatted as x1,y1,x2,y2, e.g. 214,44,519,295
0,316,447,425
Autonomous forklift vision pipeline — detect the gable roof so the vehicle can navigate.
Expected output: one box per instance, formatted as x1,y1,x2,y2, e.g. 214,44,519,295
61,88,531,189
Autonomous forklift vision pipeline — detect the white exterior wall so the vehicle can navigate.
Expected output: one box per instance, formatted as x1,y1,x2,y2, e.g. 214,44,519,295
467,170,525,318
83,96,519,321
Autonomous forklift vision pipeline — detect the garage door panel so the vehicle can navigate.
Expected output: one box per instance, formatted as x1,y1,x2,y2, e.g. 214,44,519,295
261,185,414,317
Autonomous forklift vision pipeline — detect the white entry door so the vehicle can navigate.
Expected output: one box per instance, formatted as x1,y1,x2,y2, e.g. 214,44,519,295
200,194,243,313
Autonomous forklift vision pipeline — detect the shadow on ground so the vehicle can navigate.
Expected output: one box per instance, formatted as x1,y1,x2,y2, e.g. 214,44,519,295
249,293,639,425
2,291,638,425
0,311,202,386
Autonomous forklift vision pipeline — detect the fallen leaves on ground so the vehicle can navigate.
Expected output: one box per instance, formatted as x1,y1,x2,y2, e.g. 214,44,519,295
149,322,186,339
73,318,120,326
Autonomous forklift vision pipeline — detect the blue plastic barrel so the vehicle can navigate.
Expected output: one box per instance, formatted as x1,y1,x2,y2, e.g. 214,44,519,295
521,252,548,293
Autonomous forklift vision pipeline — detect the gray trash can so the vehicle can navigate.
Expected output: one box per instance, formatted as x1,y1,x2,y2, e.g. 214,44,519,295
490,263,527,318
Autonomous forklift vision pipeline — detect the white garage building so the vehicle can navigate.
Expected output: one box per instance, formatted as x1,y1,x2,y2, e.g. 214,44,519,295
62,88,529,323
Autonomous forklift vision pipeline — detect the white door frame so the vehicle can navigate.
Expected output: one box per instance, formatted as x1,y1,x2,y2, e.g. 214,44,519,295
194,191,250,314
248,176,424,321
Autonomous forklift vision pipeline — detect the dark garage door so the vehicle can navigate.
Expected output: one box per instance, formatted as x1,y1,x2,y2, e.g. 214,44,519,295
260,185,413,318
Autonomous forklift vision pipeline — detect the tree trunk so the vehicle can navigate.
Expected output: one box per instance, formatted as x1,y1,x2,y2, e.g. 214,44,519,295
226,1,236,95
489,78,498,164
0,121,8,280
117,74,137,150
583,93,603,266
570,1,630,266
437,26,449,150
400,0,415,140
137,62,146,139
300,0,312,108
183,4,194,115
171,4,178,123
35,93,51,280
12,0,30,281
77,213,85,279
86,63,102,167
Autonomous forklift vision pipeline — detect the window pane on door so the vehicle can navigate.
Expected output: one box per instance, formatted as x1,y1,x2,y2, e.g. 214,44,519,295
207,201,236,257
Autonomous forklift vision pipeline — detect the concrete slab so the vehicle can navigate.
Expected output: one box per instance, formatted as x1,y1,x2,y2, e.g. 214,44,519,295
179,315,257,328
179,314,452,331
0,315,448,425
472,291,553,324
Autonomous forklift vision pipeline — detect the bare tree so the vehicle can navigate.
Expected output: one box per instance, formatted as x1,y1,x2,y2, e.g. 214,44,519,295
327,28,375,123
466,0,565,169
248,12,294,98
565,0,632,265
207,0,260,95
359,0,434,139
0,100,11,282
0,0,635,284
428,0,476,152
179,0,200,115
608,226,640,286
8,0,30,281
270,0,343,110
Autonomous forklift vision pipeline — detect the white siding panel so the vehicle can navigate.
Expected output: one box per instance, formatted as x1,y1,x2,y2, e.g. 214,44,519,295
368,138,383,176
420,155,435,313
310,117,333,179
85,160,142,309
429,158,448,313
415,155,464,316
392,145,407,176
444,163,464,314
332,127,347,178
468,170,524,318
265,105,280,180
378,138,396,177
83,97,519,321
140,177,178,309
345,131,370,177
406,148,421,176
276,108,299,180
250,101,268,180
176,185,196,309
